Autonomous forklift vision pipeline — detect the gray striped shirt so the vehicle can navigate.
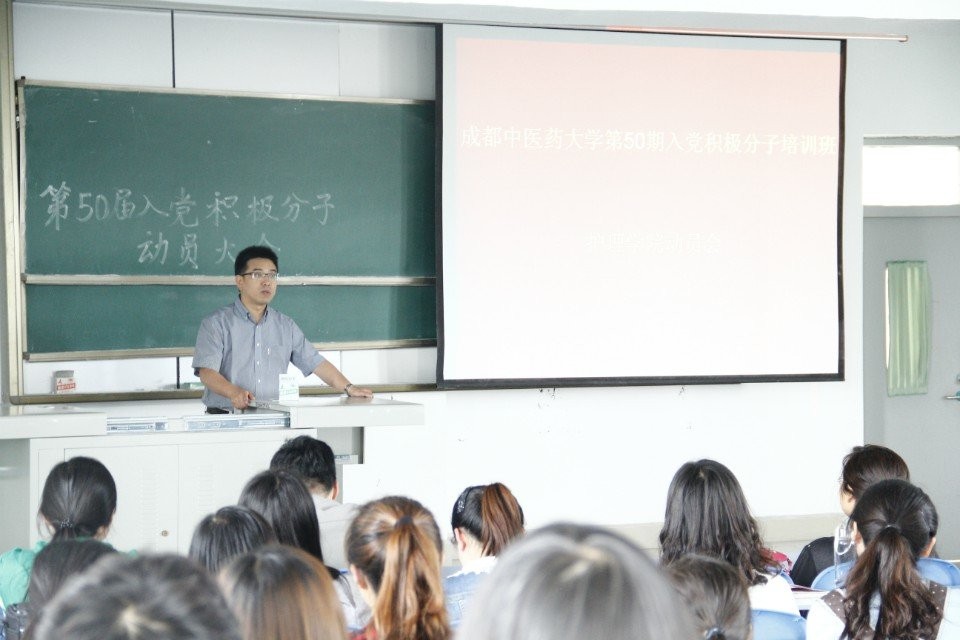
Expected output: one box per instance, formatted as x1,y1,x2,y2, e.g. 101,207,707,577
193,298,324,410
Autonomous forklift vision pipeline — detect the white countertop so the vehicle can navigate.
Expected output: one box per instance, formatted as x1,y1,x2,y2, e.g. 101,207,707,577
0,405,107,439
265,396,425,427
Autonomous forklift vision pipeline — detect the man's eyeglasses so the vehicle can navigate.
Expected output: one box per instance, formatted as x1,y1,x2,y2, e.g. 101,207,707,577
240,271,279,282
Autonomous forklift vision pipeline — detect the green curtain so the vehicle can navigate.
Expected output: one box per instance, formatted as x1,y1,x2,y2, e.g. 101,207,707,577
886,261,932,396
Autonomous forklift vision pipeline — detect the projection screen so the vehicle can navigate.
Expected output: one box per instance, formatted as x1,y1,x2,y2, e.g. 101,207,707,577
438,25,844,388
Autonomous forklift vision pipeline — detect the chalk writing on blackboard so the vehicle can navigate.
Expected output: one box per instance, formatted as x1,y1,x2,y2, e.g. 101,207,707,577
39,183,336,270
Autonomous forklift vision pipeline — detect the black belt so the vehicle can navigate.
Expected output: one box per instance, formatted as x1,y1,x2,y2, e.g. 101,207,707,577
205,407,230,415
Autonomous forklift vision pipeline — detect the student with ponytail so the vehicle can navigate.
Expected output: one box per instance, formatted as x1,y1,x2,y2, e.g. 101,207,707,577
0,456,117,608
346,496,451,640
445,482,525,626
807,479,960,640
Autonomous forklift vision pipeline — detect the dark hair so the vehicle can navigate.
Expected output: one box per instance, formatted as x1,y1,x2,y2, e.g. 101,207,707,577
39,457,117,541
665,554,752,640
219,544,347,640
658,459,775,586
9,540,118,637
841,444,910,499
842,479,940,640
450,483,525,557
238,469,338,579
457,523,695,640
346,496,449,640
188,506,277,574
28,554,241,640
234,245,278,276
269,436,337,493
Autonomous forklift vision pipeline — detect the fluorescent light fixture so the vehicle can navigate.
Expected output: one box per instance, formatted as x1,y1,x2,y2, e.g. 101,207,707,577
863,145,960,206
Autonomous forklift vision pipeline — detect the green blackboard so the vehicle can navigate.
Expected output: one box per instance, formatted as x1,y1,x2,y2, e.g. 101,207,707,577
26,285,437,353
20,82,437,354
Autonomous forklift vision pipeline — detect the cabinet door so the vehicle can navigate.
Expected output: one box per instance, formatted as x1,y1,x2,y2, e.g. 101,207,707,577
177,434,300,554
65,444,180,553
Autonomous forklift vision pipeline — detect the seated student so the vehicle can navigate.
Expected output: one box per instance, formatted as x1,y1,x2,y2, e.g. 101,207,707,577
665,554,752,640
806,479,960,640
0,456,117,609
188,505,277,574
445,483,525,627
27,554,241,640
791,444,910,587
659,459,800,616
456,522,695,640
347,496,450,640
239,469,370,631
2,539,116,639
269,435,358,569
219,544,348,640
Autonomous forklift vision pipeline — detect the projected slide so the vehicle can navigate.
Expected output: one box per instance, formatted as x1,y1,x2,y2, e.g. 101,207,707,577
439,25,844,387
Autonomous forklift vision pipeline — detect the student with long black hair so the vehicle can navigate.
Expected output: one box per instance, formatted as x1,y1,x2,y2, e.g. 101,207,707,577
659,459,799,615
0,457,117,608
806,479,960,640
791,444,911,587
239,469,369,631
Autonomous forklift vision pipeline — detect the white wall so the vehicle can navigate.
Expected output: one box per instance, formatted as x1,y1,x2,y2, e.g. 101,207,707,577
8,1,897,545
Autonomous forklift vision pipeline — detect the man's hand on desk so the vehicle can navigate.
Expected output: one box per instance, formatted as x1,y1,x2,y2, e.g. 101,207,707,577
230,387,256,409
345,384,374,398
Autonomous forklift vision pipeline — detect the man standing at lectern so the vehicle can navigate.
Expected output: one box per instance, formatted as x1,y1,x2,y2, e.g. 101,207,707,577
193,245,372,413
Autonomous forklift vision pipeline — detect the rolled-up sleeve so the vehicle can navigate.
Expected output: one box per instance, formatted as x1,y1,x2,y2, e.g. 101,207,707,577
289,321,324,376
192,315,224,373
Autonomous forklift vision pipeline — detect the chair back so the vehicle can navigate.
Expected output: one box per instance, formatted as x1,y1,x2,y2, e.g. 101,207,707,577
918,557,960,586
751,609,807,640
812,558,960,590
810,561,852,591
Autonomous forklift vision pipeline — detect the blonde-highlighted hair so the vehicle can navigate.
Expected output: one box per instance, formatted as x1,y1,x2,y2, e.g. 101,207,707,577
347,496,450,640
219,544,347,640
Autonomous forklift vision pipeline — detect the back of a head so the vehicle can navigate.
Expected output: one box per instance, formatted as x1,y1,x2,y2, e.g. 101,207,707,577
239,469,324,562
40,456,117,541
188,505,277,574
841,444,910,500
269,436,337,493
458,523,696,640
845,479,940,639
659,459,771,585
219,544,347,640
28,554,241,640
28,539,117,615
665,554,752,640
450,483,525,556
347,495,449,640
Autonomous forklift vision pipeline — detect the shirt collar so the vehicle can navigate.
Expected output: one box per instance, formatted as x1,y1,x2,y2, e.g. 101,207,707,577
233,297,269,323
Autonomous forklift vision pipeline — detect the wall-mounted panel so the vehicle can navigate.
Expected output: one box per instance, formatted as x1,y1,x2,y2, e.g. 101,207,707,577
173,12,339,94
12,3,173,87
339,23,436,100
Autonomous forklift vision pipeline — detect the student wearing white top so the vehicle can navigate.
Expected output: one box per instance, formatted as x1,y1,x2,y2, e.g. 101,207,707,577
269,435,358,570
658,459,800,616
807,479,960,640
